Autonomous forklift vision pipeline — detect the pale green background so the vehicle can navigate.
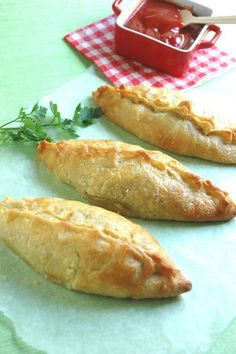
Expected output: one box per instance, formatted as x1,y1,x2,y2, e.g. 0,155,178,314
0,0,111,123
1,0,236,353
0,66,236,354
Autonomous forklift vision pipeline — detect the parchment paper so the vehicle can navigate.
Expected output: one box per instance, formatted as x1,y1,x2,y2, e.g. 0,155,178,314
0,66,235,354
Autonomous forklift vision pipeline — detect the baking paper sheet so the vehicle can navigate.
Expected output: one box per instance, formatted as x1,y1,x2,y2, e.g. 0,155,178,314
0,66,235,354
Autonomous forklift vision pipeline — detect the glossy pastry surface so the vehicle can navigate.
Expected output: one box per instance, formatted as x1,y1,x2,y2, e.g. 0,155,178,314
0,196,192,299
93,85,236,164
38,139,236,221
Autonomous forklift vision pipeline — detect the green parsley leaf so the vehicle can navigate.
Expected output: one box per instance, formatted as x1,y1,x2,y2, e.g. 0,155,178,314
0,101,102,145
73,104,102,127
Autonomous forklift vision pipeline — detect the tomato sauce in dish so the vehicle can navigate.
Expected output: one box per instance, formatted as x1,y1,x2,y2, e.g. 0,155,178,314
125,0,202,50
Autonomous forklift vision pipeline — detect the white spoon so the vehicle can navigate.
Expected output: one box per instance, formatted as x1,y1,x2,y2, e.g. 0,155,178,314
181,9,236,27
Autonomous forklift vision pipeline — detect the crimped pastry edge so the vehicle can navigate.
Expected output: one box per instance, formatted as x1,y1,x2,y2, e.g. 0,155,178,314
93,85,236,145
0,196,192,298
38,140,236,221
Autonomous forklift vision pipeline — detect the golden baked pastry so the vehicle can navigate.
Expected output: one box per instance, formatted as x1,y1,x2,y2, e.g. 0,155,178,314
37,139,236,221
0,196,192,299
93,85,236,164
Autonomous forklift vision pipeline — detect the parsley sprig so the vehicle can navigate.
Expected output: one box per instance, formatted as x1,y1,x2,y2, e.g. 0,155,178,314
0,102,102,145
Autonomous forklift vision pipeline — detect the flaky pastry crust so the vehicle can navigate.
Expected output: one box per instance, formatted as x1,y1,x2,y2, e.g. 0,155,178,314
0,197,192,298
93,85,236,164
38,140,236,221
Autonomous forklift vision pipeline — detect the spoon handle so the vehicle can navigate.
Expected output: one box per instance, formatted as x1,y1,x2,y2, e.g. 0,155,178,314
192,16,236,24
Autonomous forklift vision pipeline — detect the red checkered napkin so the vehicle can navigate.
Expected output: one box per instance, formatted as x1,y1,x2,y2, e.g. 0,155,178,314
64,15,236,90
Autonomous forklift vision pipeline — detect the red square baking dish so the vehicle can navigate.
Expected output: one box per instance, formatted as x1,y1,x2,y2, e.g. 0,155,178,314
112,0,222,76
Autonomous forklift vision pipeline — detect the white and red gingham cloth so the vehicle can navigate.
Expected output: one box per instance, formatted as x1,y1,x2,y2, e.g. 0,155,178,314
64,15,236,90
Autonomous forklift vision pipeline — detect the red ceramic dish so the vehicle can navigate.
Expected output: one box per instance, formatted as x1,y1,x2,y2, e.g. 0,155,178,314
113,0,222,77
